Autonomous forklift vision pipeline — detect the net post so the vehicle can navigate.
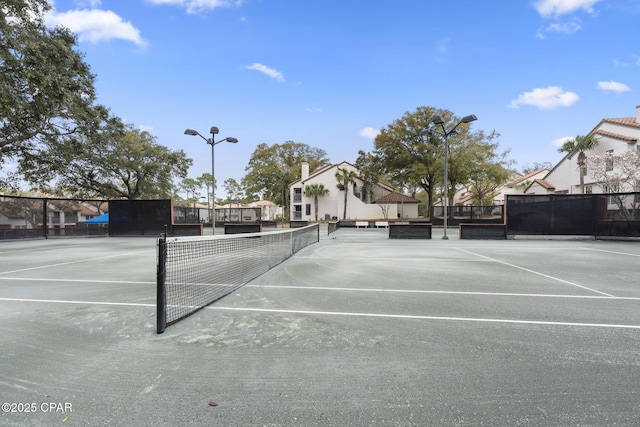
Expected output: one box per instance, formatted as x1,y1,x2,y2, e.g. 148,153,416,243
156,228,168,334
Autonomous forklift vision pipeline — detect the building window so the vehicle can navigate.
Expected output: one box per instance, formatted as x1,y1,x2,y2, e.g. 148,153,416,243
585,186,592,194
294,188,302,203
606,150,614,171
604,184,620,203
305,204,311,215
293,205,302,220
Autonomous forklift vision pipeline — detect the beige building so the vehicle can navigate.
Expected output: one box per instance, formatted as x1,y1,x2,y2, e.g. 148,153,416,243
289,161,420,221
527,105,640,195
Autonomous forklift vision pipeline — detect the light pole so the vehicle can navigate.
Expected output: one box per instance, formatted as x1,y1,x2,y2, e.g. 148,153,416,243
420,114,477,239
184,127,238,235
271,171,289,226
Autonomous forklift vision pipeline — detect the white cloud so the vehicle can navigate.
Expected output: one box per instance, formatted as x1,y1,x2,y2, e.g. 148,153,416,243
359,127,379,139
46,9,146,47
509,86,579,109
139,125,154,133
545,18,582,34
534,0,602,18
553,136,574,148
146,0,243,15
597,81,631,93
244,63,285,83
536,19,582,39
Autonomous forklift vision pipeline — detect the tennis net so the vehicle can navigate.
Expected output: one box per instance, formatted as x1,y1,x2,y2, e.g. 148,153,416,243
156,223,319,333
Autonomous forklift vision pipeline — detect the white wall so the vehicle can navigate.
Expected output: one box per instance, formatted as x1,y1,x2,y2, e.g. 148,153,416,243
525,106,640,195
538,136,634,195
290,162,399,220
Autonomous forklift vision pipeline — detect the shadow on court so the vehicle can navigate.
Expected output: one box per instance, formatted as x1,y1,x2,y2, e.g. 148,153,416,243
1,228,640,426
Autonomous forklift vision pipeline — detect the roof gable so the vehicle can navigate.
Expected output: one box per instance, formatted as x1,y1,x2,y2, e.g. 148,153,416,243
374,192,420,204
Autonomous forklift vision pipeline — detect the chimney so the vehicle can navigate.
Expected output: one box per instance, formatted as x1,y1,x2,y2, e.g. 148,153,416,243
636,105,640,124
301,162,309,180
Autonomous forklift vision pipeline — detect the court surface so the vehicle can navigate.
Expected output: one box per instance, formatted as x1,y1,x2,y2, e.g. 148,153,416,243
1,227,640,426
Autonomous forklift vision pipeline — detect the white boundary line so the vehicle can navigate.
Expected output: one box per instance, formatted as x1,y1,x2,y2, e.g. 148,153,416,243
455,248,614,297
2,297,640,330
0,277,154,285
0,297,153,307
582,247,640,257
246,285,640,300
0,251,152,276
207,306,640,330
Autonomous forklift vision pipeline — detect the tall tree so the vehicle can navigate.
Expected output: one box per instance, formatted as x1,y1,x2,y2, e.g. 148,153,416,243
558,134,600,194
25,112,192,199
196,173,213,208
242,141,329,204
335,167,357,219
457,140,511,205
1,0,98,171
304,183,329,221
181,178,199,207
223,178,244,205
363,106,502,209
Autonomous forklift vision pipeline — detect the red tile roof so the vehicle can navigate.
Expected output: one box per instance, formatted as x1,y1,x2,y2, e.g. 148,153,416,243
533,179,555,190
375,192,420,203
602,117,640,129
593,129,637,142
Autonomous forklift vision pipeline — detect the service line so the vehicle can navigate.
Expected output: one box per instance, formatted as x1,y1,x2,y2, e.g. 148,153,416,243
454,248,613,297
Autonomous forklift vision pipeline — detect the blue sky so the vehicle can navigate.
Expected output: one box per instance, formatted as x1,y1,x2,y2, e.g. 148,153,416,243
45,0,639,191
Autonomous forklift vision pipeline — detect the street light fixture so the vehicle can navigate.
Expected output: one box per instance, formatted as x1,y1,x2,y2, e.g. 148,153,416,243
420,114,477,239
184,127,238,235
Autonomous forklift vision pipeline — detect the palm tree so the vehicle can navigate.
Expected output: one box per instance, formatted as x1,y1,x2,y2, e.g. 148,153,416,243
304,183,329,221
558,134,600,194
335,168,357,219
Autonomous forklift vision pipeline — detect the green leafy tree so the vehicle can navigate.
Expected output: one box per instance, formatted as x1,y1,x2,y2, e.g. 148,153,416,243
558,134,600,194
363,106,502,209
25,112,192,199
181,178,199,207
242,141,329,205
223,178,245,205
304,183,329,221
355,150,387,203
196,173,213,207
455,138,511,205
335,168,357,219
1,0,98,171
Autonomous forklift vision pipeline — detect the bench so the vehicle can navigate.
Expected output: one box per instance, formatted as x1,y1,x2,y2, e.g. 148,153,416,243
375,221,389,228
355,221,369,228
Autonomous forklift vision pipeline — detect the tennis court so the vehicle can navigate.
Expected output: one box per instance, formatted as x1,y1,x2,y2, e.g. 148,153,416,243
1,227,640,426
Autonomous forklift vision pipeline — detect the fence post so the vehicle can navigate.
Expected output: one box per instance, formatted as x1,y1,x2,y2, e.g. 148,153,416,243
156,228,167,334
43,198,49,239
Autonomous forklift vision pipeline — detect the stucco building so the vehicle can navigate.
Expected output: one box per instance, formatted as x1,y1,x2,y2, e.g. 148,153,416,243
527,105,640,195
289,161,420,221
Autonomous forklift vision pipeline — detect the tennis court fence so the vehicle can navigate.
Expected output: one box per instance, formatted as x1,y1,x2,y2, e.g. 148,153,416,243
156,223,320,333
